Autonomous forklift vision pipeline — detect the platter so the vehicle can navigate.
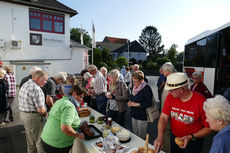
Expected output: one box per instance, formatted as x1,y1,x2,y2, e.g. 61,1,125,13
81,124,102,140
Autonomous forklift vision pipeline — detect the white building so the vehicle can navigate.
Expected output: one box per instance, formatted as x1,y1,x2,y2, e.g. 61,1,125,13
0,0,89,85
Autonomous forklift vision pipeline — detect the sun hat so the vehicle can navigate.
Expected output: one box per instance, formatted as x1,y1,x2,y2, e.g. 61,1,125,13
164,72,189,90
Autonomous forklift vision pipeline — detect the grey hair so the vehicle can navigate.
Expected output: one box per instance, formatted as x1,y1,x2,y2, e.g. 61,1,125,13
109,69,120,78
162,62,175,73
53,72,67,81
0,69,6,75
84,72,92,80
203,95,230,122
29,66,42,75
100,67,107,73
192,71,202,78
133,64,139,69
87,65,98,71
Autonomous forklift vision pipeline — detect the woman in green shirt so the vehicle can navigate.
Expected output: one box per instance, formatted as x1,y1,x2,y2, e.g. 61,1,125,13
41,85,86,153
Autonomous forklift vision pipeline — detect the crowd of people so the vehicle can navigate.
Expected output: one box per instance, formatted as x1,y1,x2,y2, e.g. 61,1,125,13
1,60,230,153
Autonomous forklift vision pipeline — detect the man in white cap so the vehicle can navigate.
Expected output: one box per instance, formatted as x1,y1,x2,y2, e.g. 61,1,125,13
154,72,212,153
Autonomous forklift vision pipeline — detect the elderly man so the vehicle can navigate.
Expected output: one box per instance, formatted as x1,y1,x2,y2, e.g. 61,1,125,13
42,72,67,111
20,66,42,88
18,70,48,153
154,72,212,153
88,65,107,114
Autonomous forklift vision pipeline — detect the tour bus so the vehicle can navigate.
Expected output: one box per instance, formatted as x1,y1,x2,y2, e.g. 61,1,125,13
184,22,230,95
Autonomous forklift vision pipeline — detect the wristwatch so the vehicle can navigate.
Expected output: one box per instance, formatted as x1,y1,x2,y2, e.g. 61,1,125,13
190,133,196,141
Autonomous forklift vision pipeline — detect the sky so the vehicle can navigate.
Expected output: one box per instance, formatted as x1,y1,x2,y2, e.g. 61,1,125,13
58,0,230,51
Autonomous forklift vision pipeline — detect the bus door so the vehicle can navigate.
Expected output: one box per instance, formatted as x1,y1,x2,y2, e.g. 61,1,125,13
218,28,230,93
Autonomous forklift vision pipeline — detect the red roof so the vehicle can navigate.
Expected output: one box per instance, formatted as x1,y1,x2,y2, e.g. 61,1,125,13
103,36,128,44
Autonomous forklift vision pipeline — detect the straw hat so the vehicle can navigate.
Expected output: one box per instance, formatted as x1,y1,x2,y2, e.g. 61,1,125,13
164,72,189,90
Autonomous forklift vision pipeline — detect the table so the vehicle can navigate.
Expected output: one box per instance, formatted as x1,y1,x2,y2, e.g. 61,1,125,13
72,107,164,153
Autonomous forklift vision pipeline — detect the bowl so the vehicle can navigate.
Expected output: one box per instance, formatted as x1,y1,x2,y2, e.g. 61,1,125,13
116,128,131,141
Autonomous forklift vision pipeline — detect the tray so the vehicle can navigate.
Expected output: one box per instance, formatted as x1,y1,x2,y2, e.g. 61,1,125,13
81,124,102,140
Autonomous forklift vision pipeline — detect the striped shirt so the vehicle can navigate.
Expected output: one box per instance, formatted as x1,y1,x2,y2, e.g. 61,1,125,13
93,71,107,95
18,79,46,112
4,73,16,97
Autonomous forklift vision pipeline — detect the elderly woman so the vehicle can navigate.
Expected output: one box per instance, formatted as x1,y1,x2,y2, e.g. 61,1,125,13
128,70,152,139
100,67,110,91
191,71,212,98
105,69,129,126
203,95,230,153
0,69,8,126
83,72,97,110
41,85,86,153
63,74,77,96
3,65,16,122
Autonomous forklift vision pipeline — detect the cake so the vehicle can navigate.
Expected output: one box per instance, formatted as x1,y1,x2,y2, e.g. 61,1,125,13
80,122,94,137
78,108,90,117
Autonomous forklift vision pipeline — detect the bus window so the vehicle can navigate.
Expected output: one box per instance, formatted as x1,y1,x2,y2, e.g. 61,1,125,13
204,33,218,67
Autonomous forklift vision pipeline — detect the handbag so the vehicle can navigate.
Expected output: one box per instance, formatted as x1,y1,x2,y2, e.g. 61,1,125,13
146,97,160,122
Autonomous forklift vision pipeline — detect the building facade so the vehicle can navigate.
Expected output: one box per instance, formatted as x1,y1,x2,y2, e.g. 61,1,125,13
0,0,88,84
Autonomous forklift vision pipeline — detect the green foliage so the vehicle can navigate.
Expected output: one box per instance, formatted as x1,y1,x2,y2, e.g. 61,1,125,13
166,44,178,65
115,57,128,68
139,25,164,62
146,61,157,69
142,60,147,69
70,28,91,48
129,58,137,65
156,56,170,67
177,51,184,63
101,48,114,69
93,48,102,68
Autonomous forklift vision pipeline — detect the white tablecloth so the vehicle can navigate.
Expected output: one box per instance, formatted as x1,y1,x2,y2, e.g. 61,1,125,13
72,107,163,153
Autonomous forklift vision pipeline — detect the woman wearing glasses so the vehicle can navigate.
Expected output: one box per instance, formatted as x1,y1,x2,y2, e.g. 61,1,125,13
127,70,153,139
41,85,86,153
191,71,212,98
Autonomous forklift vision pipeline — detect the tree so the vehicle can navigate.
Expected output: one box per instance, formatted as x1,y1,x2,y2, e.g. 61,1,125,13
101,48,114,69
139,26,164,62
70,28,91,48
177,51,184,63
93,48,102,68
167,44,178,65
115,57,128,68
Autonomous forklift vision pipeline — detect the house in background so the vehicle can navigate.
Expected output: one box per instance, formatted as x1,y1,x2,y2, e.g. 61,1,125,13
0,0,89,85
97,36,147,61
112,40,147,61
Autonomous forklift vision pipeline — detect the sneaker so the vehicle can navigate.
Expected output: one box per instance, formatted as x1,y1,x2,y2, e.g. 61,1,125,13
0,122,9,126
3,120,9,123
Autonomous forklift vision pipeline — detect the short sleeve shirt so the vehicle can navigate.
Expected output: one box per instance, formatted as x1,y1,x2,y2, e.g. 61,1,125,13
162,91,209,137
42,77,56,98
18,79,45,111
41,97,81,148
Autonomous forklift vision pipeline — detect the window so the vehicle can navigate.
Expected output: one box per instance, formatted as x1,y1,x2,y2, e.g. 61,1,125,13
29,10,64,34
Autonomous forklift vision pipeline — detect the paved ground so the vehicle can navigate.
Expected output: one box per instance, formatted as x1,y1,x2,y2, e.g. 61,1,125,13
0,76,214,153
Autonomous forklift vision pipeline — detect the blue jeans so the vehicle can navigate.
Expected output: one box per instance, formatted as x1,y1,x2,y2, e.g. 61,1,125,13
95,93,107,115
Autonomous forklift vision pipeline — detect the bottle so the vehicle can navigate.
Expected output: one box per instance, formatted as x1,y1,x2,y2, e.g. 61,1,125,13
107,117,112,127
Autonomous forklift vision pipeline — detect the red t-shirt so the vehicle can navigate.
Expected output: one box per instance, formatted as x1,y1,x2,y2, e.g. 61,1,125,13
162,91,209,137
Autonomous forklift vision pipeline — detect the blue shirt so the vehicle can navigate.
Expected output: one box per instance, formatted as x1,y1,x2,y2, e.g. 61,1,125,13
209,124,230,153
157,74,166,88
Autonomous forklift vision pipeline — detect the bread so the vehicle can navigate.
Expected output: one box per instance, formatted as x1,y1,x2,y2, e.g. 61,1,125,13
130,151,138,153
136,147,155,153
175,137,184,146
96,142,103,147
